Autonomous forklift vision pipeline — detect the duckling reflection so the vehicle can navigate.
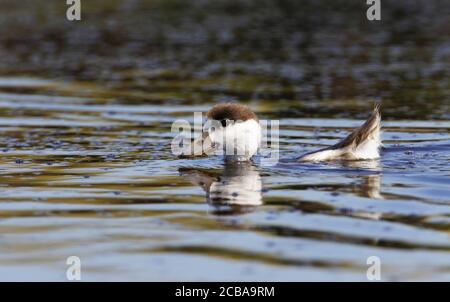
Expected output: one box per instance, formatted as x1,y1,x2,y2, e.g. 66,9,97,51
179,162,262,214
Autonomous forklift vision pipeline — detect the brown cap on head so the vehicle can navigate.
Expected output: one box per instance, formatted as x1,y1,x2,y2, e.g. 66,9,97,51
206,103,258,123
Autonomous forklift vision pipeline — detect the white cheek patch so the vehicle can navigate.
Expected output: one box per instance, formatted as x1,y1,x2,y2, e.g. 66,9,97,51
208,119,261,160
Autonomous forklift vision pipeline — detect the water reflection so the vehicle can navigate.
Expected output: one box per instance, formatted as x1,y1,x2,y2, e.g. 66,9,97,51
342,160,382,200
335,159,383,221
179,162,262,214
0,0,449,282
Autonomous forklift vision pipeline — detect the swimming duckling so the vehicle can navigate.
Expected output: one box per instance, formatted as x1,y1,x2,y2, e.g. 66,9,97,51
180,103,261,161
298,104,382,161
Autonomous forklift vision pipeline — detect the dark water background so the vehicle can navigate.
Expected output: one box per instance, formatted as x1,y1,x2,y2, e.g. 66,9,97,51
0,0,448,281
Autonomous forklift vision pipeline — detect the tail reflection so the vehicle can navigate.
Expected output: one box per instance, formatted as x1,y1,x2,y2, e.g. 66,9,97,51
179,162,262,214
340,159,383,220
341,160,382,200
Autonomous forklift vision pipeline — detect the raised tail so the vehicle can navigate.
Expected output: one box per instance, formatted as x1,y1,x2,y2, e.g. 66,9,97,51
298,103,382,161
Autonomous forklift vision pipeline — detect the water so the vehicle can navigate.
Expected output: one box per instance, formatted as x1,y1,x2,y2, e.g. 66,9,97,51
0,0,449,281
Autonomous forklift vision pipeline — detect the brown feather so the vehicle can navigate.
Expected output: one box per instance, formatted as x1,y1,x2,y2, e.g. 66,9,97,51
207,103,258,122
333,103,381,150
297,103,382,161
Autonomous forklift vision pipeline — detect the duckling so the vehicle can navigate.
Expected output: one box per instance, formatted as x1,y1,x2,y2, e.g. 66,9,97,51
298,104,381,161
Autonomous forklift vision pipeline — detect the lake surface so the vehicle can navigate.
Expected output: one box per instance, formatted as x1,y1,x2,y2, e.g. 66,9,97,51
0,0,448,281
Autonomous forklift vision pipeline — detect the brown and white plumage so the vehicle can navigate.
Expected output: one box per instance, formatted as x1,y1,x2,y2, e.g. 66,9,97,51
179,103,261,161
298,104,382,161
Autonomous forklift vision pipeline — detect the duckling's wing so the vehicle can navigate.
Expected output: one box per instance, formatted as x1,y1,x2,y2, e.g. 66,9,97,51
298,104,381,161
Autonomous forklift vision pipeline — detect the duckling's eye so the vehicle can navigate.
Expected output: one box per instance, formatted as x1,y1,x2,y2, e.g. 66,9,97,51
220,119,227,127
